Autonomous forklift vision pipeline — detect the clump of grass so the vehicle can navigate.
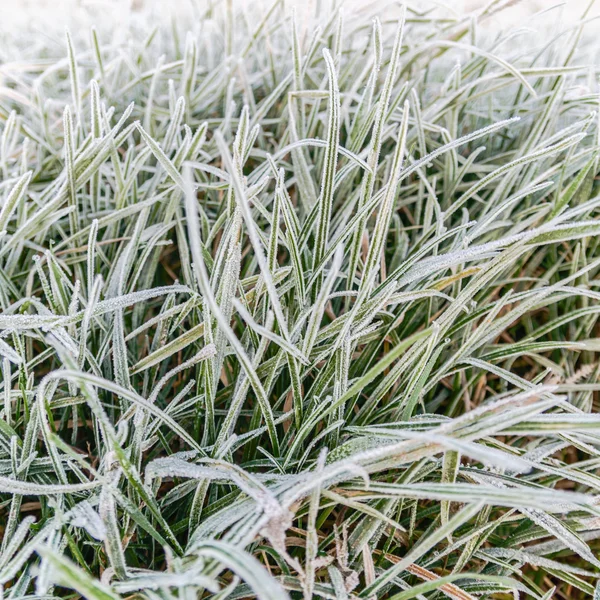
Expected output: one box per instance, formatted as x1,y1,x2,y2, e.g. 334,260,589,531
0,0,600,598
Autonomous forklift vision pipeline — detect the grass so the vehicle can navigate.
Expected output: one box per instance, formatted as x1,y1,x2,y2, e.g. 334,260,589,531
0,0,600,598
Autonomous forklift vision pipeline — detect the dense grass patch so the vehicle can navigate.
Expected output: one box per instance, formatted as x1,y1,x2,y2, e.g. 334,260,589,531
0,1,600,598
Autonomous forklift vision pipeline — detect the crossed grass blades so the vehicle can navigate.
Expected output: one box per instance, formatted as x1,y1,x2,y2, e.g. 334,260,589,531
0,0,600,598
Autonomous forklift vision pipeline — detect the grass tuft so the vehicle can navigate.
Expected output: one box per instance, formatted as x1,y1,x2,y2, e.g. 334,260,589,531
0,1,600,598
